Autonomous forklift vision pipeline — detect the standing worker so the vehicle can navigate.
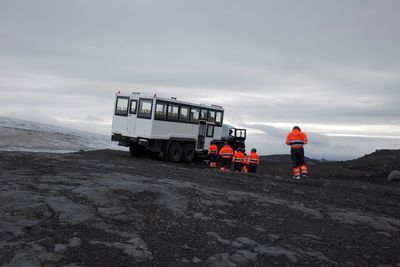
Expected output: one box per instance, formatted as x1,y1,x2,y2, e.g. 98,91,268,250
219,142,234,171
286,126,308,179
246,148,260,173
208,141,218,168
232,148,246,172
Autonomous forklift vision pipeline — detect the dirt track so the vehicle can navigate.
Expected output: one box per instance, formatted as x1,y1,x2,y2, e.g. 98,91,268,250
1,150,400,266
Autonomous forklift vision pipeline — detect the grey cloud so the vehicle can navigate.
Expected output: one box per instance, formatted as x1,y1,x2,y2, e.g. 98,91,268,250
246,127,399,160
245,124,329,148
253,125,288,139
2,1,400,73
1,0,399,159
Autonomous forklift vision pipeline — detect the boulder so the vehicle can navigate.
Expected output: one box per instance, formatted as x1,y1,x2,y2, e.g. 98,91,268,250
388,170,400,181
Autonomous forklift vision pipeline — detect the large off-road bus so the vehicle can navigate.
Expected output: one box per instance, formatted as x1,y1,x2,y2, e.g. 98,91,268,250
111,92,245,162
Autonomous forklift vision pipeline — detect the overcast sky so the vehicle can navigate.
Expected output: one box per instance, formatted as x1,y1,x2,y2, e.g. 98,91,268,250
1,0,399,159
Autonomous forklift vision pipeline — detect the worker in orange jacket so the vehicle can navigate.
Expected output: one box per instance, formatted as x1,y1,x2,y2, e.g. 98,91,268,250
232,148,246,172
241,148,248,173
286,126,308,179
208,141,218,168
246,148,260,173
219,142,234,171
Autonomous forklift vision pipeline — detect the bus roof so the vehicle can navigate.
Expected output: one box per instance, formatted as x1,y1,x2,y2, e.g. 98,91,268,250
116,92,224,111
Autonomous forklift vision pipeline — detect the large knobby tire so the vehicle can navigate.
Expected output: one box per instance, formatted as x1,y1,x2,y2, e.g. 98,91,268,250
182,143,195,162
129,144,146,157
168,142,183,162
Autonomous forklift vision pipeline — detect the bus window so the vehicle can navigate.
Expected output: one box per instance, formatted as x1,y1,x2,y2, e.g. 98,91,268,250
180,106,190,122
129,100,137,114
155,101,167,120
208,110,216,123
138,99,153,119
190,107,199,123
206,125,214,137
215,111,223,126
167,104,179,121
115,97,129,116
200,109,208,121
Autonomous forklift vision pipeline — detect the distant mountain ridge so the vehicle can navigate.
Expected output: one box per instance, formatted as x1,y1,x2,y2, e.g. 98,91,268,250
356,149,400,161
261,149,400,163
0,116,118,153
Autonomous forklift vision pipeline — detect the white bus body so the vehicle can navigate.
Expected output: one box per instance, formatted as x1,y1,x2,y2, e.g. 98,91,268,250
111,92,225,162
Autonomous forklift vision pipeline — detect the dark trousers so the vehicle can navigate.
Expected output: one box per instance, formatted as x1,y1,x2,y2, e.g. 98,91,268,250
233,163,244,172
248,164,258,173
221,157,231,169
209,154,217,163
291,148,305,168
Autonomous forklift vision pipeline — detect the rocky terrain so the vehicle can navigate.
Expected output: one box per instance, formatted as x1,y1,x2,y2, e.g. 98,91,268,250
1,149,400,266
260,149,400,184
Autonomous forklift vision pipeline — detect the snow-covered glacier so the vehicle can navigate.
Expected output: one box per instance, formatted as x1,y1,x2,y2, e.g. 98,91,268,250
0,116,121,152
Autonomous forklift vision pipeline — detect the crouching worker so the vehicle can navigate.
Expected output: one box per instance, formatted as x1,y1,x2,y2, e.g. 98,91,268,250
219,142,234,171
246,148,260,173
208,141,218,168
241,148,248,172
232,148,247,172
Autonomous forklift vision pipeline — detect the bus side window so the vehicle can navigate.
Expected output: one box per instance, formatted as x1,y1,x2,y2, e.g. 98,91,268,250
138,99,153,119
180,106,190,122
200,109,208,121
155,101,167,120
167,104,179,121
190,107,200,123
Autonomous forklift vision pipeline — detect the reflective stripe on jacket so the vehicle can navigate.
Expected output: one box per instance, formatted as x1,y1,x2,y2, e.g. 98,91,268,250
286,129,308,148
232,151,246,163
247,152,260,165
219,145,234,158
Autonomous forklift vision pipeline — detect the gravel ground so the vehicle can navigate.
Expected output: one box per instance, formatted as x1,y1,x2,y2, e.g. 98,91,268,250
1,150,400,266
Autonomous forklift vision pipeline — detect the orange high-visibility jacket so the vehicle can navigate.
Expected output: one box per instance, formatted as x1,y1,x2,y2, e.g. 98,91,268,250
286,129,308,148
208,144,218,155
219,145,234,159
232,151,246,163
246,152,260,165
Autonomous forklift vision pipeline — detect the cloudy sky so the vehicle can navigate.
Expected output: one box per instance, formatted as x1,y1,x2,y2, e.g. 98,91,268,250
1,0,399,160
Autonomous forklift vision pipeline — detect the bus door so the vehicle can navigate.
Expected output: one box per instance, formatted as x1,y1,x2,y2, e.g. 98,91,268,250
203,110,216,150
204,122,215,149
197,121,207,149
127,98,138,137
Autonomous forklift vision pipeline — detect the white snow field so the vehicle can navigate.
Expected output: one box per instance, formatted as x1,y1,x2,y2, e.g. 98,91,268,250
0,116,120,153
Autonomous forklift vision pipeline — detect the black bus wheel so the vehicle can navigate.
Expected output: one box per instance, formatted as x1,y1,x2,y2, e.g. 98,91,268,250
168,142,183,162
182,143,195,162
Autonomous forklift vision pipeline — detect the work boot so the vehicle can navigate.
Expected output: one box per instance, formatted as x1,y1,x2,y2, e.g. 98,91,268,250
293,175,300,180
